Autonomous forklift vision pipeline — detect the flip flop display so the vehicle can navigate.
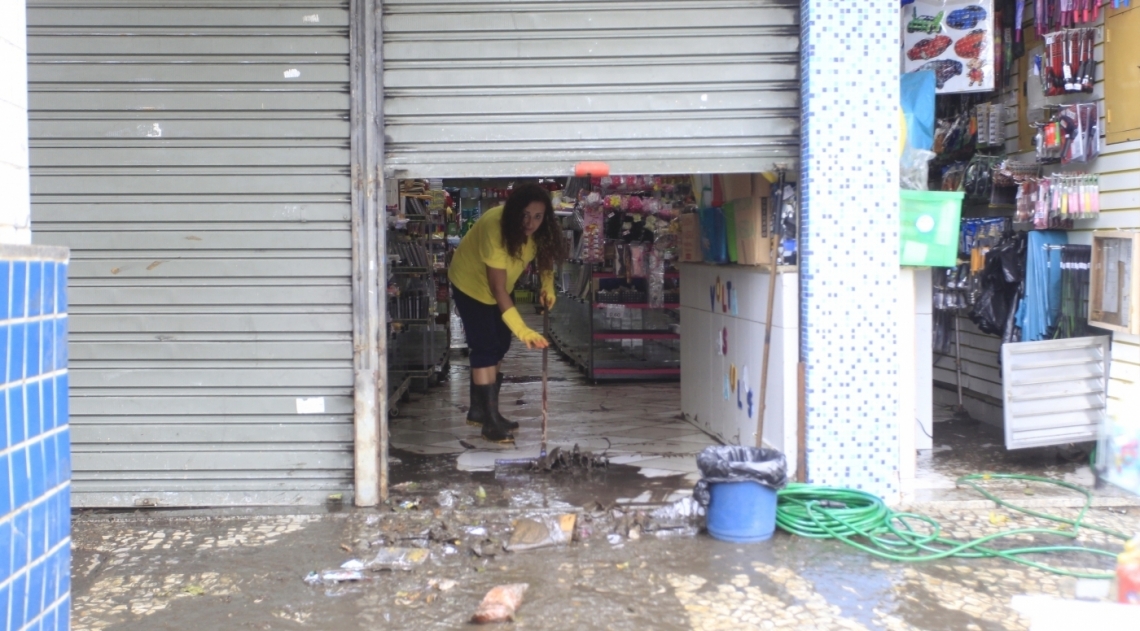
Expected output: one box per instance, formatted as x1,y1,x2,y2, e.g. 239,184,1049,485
953,29,987,59
918,59,964,89
907,35,953,61
906,9,945,34
946,5,988,30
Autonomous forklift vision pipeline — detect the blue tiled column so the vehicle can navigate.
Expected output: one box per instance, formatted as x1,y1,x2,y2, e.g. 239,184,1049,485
1,244,70,631
800,2,902,499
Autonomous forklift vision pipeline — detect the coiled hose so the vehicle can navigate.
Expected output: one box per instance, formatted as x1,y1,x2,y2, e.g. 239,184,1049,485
775,474,1131,579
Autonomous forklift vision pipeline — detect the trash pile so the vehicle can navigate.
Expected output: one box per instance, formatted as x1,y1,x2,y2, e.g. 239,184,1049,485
301,493,705,620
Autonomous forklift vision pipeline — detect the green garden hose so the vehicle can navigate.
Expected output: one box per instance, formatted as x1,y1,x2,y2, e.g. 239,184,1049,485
775,474,1131,579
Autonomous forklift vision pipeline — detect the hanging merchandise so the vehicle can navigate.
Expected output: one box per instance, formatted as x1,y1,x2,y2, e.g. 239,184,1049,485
1035,0,1100,37
968,230,1027,341
990,159,1038,207
902,71,938,150
1029,173,1099,229
1015,230,1069,342
962,154,1003,203
580,197,606,263
974,102,1006,148
1048,244,1092,340
1038,28,1096,97
903,0,996,93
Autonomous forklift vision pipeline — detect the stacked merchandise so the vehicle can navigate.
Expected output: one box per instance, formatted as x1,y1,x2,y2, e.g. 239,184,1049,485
549,174,690,380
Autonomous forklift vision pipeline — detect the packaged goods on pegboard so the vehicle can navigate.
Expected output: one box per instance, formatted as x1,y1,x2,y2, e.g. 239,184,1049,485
933,217,1011,312
1035,28,1096,96
1015,172,1099,229
990,159,1040,207
1034,103,1099,165
1035,0,1103,37
975,103,1006,149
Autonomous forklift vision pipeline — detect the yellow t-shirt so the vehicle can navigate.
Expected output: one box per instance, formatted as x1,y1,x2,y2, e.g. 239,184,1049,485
448,206,537,305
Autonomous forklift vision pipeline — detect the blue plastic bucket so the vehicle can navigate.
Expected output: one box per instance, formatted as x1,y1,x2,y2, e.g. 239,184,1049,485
706,480,778,543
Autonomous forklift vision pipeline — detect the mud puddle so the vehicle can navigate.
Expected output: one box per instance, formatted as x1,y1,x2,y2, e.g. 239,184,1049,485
389,449,692,511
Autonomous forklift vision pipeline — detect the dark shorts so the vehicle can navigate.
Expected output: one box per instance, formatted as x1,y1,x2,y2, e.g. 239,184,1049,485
451,285,512,369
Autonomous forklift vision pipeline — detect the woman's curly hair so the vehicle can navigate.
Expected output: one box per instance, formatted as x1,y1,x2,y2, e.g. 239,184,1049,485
500,183,567,272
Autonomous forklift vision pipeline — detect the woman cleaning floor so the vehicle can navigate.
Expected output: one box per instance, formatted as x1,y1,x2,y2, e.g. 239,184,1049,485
448,183,566,443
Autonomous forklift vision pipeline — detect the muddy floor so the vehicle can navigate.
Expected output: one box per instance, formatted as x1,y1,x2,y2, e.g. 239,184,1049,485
70,472,1140,631
67,317,1140,630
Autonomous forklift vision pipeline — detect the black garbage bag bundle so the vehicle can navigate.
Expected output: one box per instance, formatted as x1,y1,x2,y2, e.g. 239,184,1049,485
693,446,788,507
968,233,1026,339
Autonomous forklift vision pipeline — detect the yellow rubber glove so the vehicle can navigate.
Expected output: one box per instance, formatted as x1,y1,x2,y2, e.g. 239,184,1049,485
540,272,556,310
502,307,549,349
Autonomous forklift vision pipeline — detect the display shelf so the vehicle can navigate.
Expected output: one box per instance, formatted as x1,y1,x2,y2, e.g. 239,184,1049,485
548,259,680,381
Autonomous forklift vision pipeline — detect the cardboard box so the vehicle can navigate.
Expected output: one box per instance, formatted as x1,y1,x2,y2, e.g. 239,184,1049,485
679,212,702,262
752,173,773,199
721,173,754,202
731,196,772,266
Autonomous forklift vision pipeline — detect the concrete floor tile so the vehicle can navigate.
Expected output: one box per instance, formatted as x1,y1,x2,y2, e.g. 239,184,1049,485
626,456,700,474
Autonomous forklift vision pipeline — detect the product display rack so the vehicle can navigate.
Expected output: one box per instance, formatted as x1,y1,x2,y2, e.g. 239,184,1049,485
385,187,453,411
548,260,680,381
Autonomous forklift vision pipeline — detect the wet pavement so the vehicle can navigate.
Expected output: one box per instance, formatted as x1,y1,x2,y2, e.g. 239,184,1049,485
70,499,1139,631
66,319,1140,629
909,405,1138,508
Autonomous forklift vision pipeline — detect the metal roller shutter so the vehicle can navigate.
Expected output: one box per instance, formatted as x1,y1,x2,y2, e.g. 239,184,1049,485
382,0,801,178
27,1,355,507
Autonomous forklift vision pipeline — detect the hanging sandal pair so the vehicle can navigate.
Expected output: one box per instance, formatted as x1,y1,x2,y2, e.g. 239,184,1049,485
467,374,518,443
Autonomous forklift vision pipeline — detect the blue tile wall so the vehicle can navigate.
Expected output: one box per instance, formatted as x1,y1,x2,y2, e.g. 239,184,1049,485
0,246,70,631
800,1,902,498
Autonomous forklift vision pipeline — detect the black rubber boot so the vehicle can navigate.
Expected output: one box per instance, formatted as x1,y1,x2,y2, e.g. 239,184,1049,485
476,384,514,443
493,373,520,430
466,377,489,427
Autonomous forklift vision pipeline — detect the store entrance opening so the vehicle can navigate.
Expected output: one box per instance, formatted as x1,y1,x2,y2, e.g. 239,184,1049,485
383,176,723,497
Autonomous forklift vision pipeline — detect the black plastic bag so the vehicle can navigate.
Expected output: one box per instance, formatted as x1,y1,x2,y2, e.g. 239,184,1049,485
693,446,788,507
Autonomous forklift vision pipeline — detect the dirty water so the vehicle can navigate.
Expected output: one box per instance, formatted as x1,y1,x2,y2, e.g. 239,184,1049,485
388,449,691,511
70,461,1140,631
61,511,1008,631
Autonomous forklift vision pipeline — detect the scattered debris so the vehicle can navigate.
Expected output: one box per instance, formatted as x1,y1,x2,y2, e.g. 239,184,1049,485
437,490,458,509
475,486,487,500
645,497,704,538
339,543,352,553
466,526,488,537
459,440,478,450
366,547,430,571
181,584,205,596
340,559,364,571
507,514,577,552
471,584,529,624
391,481,419,492
532,445,609,472
607,534,624,547
428,578,457,592
398,499,421,511
304,569,369,585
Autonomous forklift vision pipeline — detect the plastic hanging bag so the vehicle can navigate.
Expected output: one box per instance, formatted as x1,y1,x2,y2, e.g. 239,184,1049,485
901,147,937,190
692,446,788,507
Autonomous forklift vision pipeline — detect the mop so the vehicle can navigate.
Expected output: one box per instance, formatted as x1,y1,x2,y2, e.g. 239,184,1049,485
494,308,608,472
